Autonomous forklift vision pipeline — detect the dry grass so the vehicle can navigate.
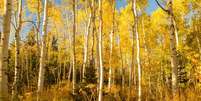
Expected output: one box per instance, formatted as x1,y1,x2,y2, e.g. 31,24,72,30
22,81,73,101
21,81,201,101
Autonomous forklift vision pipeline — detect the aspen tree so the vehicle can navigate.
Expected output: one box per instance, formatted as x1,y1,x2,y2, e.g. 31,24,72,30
72,0,76,94
132,0,142,100
169,0,178,97
12,0,22,100
37,0,48,93
0,0,12,100
83,0,92,80
108,0,115,91
98,0,103,100
155,0,179,98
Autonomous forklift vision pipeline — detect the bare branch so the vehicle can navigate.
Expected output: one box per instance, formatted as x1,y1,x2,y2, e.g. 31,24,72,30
155,0,169,12
22,20,38,32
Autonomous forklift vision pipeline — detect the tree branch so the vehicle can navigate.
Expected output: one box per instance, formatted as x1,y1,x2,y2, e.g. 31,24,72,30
22,20,38,32
155,0,169,13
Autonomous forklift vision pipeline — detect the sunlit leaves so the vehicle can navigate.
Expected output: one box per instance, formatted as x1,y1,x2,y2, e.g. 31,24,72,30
118,3,133,54
0,0,4,15
26,0,42,13
137,0,148,9
48,5,64,27
77,9,87,24
173,0,190,16
102,0,113,32
151,8,168,28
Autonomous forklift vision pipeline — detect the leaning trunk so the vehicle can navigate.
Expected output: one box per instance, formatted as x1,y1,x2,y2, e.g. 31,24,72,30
37,0,48,93
83,2,92,80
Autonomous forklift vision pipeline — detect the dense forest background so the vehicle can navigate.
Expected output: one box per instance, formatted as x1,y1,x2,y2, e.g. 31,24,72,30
0,0,201,101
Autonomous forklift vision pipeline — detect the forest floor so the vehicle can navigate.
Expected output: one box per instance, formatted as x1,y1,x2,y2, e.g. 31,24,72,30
21,80,201,101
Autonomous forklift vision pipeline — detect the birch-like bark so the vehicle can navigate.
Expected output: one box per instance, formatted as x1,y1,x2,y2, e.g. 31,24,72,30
155,0,179,48
72,0,76,94
98,0,103,100
37,0,48,93
155,0,179,98
12,0,22,100
0,0,12,100
168,0,178,97
132,0,141,100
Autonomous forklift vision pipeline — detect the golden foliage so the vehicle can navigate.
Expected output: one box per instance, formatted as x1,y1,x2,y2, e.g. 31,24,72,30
48,5,64,27
26,0,42,13
0,0,4,15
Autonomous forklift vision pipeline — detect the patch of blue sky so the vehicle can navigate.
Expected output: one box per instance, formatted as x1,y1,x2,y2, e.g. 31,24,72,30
145,0,158,15
116,0,158,14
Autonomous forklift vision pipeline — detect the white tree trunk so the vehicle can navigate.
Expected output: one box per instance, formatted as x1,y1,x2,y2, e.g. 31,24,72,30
0,0,12,100
108,31,113,91
83,5,92,80
12,0,22,100
37,0,48,93
132,0,141,100
173,19,179,48
98,0,103,100
108,1,115,91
